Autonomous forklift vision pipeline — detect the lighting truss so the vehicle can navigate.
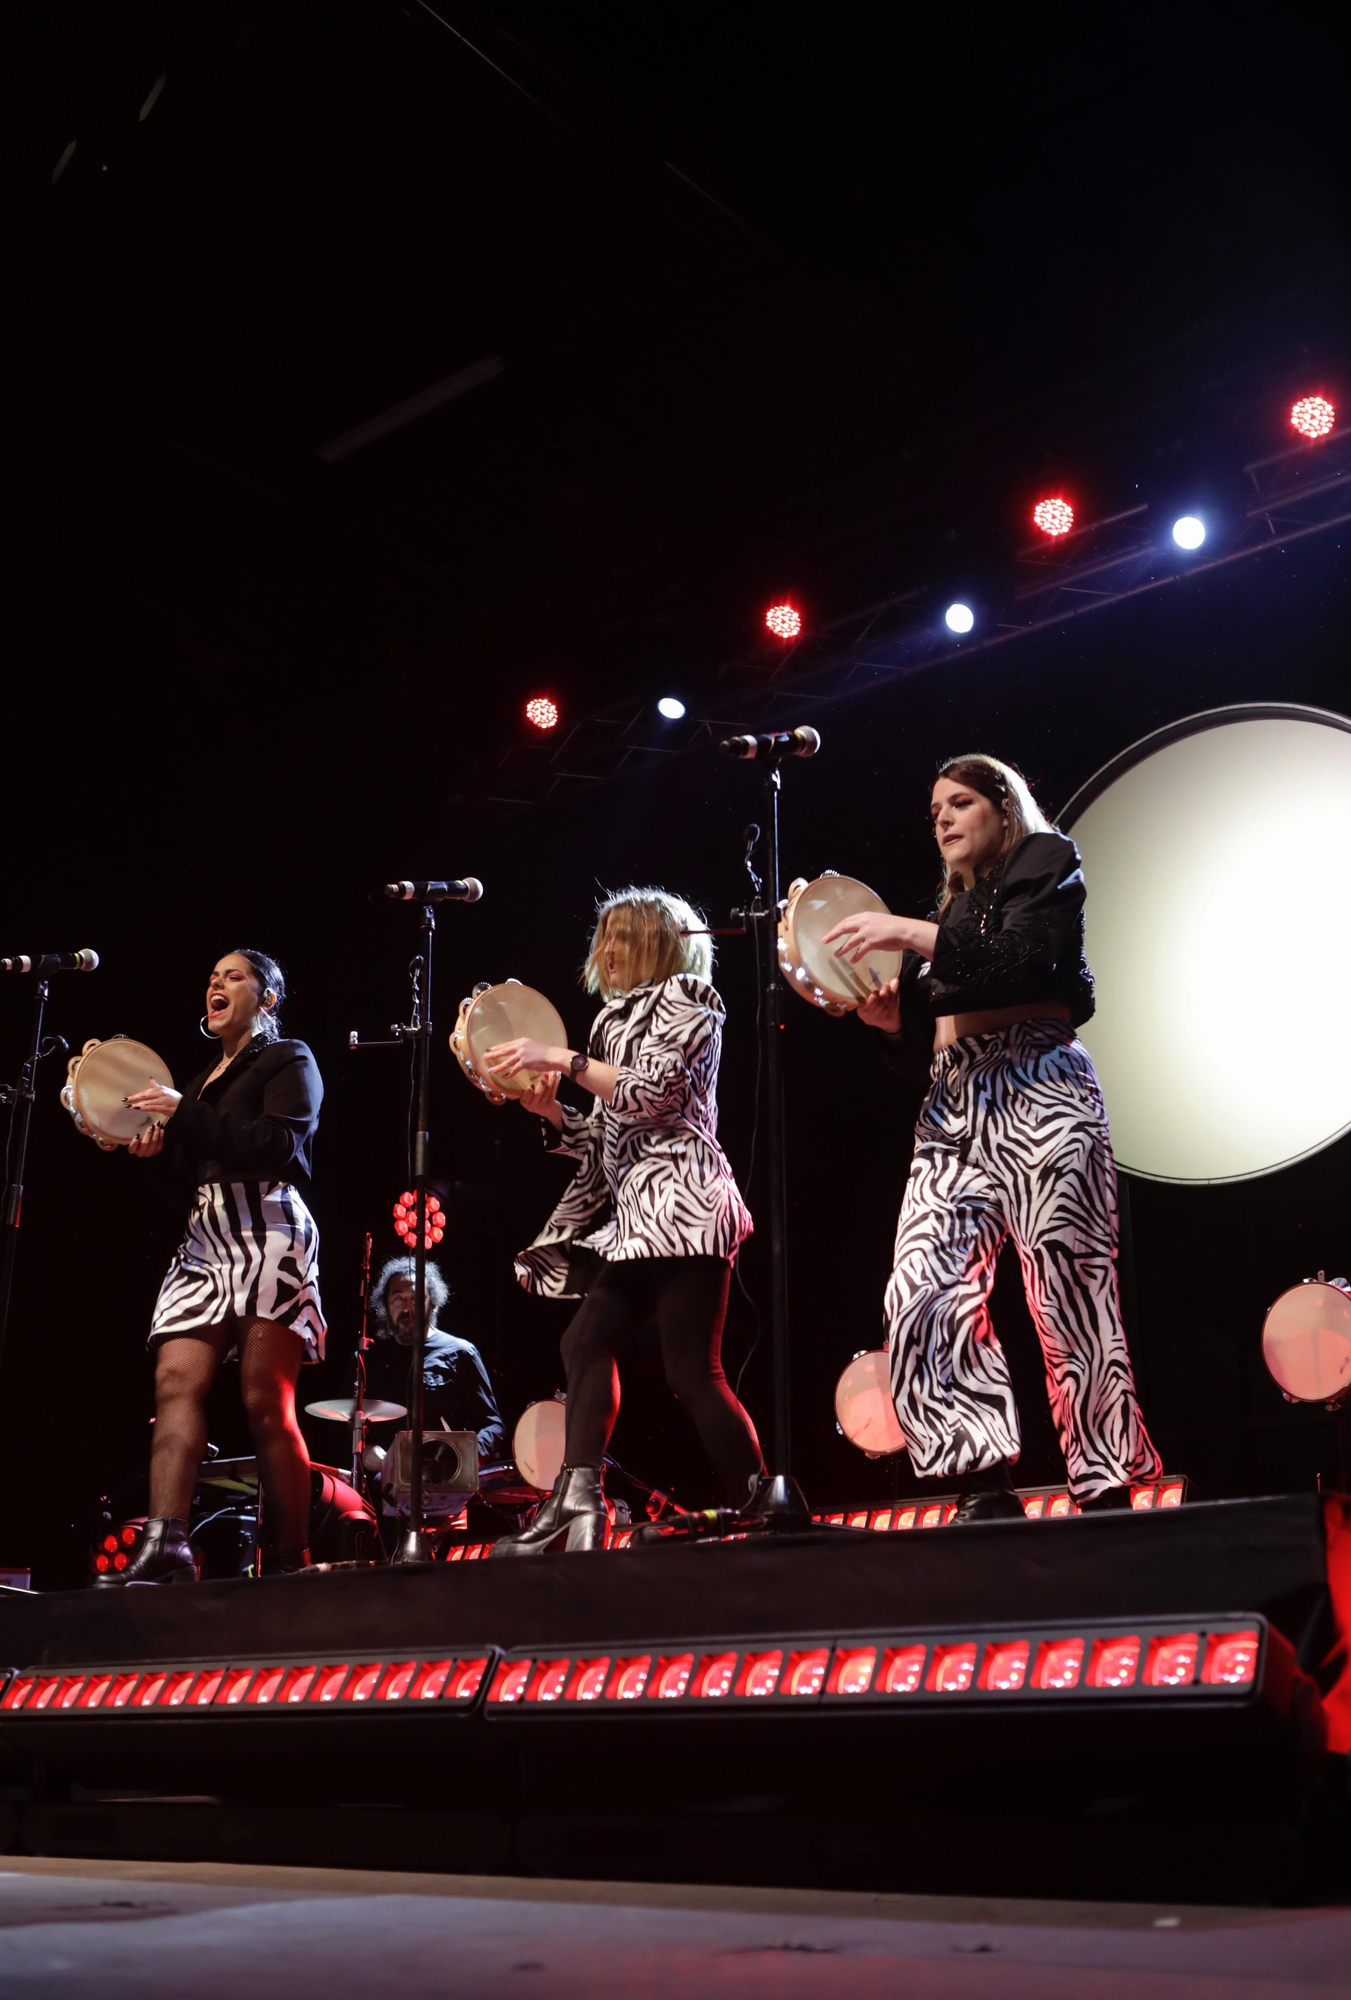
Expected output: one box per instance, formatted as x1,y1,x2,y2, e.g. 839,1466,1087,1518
485,429,1351,819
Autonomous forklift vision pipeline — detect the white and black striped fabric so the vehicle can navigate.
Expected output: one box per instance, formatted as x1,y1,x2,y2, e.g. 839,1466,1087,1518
885,1017,1160,1503
516,974,752,1298
148,1180,326,1363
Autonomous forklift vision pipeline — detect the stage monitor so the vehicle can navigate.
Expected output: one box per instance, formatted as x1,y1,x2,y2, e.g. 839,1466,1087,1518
1061,704,1351,1184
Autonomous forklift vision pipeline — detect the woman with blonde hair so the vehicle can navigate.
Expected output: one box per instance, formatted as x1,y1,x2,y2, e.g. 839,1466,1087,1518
823,755,1159,1522
484,887,762,1554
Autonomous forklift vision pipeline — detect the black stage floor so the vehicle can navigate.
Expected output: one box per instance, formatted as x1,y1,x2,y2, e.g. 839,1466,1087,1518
2,1494,1349,1902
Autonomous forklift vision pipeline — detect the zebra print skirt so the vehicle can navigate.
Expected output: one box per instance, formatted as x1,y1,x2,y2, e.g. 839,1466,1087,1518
148,1181,327,1364
885,1017,1160,1503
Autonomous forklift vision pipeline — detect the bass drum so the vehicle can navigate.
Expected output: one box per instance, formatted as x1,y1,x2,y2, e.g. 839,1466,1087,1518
451,981,568,1106
778,873,902,1015
513,1397,566,1494
61,1037,175,1150
1262,1277,1351,1405
834,1351,907,1457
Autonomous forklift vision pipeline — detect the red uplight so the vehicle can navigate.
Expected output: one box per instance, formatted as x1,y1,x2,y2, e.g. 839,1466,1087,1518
1033,1637,1084,1690
308,1664,349,1704
247,1666,286,1706
569,1657,611,1703
1202,1629,1260,1686
927,1643,978,1693
379,1662,417,1702
736,1650,783,1698
447,1658,489,1700
1033,497,1075,538
609,1656,653,1701
828,1647,878,1696
1,1676,35,1711
783,1647,829,1697
764,603,802,640
525,695,560,731
1145,1632,1198,1688
980,1640,1030,1692
343,1664,382,1704
1290,394,1335,440
411,1660,453,1701
694,1651,738,1699
77,1673,114,1710
650,1653,694,1700
531,1660,571,1704
163,1670,197,1708
1088,1635,1140,1689
879,1645,926,1694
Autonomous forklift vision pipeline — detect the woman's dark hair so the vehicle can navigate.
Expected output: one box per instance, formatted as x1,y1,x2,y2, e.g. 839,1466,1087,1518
232,948,286,1041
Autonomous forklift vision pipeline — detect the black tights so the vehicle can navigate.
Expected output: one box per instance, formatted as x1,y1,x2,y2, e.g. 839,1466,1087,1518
560,1256,763,1501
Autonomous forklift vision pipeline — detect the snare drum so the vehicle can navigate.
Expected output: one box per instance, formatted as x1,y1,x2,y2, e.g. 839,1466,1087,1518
512,1397,566,1493
451,981,568,1106
1262,1277,1351,1405
61,1037,175,1151
778,873,902,1015
834,1350,907,1457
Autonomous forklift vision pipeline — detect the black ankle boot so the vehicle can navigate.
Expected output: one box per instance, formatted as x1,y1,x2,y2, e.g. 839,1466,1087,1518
270,1547,314,1574
97,1518,198,1587
951,1462,1025,1525
490,1465,606,1557
1077,1484,1133,1513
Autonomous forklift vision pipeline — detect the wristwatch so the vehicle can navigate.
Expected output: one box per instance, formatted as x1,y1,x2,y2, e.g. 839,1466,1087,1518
568,1050,590,1081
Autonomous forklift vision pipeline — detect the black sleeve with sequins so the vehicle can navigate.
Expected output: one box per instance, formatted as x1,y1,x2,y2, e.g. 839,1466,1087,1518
927,833,1094,1019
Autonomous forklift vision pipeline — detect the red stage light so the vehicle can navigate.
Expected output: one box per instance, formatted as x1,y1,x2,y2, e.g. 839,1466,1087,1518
308,1664,349,1704
163,1670,196,1708
567,1657,611,1703
525,695,560,731
531,1660,571,1704
342,1664,381,1703
783,1647,830,1696
1033,1637,1084,1690
378,1662,417,1702
980,1640,1030,1692
77,1674,114,1710
828,1647,878,1696
764,602,802,640
279,1666,316,1705
651,1653,694,1700
927,1642,978,1693
609,1656,653,1701
1290,394,1335,440
447,1658,489,1700
247,1666,286,1705
736,1650,784,1698
1145,1632,1199,1687
879,1645,926,1694
694,1651,738,1699
1201,1629,1259,1686
1089,1636,1141,1689
1033,497,1075,538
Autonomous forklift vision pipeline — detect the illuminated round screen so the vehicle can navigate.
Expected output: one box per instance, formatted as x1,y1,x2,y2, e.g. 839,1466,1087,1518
1062,705,1351,1183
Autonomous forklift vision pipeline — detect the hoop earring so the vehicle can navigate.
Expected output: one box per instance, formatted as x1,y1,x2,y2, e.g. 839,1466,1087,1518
199,1015,216,1039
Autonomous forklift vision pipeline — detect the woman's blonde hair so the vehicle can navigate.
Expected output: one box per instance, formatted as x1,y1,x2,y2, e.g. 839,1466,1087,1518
583,887,713,998
933,754,1055,909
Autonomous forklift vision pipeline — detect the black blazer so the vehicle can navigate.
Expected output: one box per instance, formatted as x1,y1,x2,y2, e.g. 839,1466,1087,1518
883,833,1095,1084
166,1036,324,1191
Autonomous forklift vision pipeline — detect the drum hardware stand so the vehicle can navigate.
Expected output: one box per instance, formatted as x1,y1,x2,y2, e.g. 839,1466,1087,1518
351,897,476,1562
0,974,67,1394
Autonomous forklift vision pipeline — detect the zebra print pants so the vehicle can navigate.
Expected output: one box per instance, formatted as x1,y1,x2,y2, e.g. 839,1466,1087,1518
885,1017,1160,1503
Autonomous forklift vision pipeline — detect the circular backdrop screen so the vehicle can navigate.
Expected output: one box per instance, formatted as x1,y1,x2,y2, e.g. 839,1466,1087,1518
1061,705,1351,1184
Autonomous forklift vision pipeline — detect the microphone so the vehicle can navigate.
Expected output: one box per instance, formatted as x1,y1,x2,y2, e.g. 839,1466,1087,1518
0,949,100,974
718,727,821,762
384,879,484,904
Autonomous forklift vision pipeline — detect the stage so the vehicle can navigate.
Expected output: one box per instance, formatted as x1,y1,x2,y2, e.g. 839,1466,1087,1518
3,1494,1349,1903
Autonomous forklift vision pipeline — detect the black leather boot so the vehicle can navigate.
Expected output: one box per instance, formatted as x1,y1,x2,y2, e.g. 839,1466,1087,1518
270,1547,315,1574
96,1518,198,1587
951,1462,1025,1525
490,1465,606,1557
1077,1484,1133,1513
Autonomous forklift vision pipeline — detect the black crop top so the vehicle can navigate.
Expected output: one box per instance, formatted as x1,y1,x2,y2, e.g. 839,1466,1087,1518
165,1035,324,1190
888,833,1095,1072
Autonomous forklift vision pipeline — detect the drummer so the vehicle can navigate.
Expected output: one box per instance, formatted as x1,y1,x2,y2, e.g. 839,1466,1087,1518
483,886,764,1555
104,949,326,1585
366,1255,504,1467
823,756,1160,1520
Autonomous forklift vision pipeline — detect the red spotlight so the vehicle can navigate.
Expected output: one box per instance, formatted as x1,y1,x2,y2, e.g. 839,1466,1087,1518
525,695,559,731
764,602,802,640
1290,394,1335,440
1033,497,1075,538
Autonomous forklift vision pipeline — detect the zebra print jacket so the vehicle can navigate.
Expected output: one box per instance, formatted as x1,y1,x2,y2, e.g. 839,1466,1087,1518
514,974,752,1298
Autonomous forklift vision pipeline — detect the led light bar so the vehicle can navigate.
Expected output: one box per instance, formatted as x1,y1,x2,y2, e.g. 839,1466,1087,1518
481,1616,1266,1716
814,1476,1187,1530
0,1651,497,1717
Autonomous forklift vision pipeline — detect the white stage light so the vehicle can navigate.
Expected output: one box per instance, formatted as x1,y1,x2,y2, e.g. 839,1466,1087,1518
657,697,685,720
1062,706,1351,1182
1172,516,1205,550
944,603,975,634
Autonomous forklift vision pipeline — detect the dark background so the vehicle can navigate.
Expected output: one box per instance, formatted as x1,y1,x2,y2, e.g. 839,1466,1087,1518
1,2,1347,1582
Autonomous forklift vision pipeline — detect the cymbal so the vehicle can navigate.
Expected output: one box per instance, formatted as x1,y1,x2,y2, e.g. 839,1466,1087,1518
197,1455,259,1492
305,1397,407,1424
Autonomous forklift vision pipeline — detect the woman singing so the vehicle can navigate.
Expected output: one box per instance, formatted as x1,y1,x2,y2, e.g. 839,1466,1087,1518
485,887,763,1555
101,949,326,1584
824,756,1160,1520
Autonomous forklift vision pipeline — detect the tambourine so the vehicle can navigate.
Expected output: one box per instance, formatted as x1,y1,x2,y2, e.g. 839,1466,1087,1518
834,1350,907,1457
450,980,568,1106
512,1396,566,1493
61,1037,175,1151
777,872,903,1015
1261,1276,1351,1406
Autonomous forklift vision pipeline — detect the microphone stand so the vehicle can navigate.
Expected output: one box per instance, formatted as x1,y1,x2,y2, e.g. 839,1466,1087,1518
746,748,812,1530
349,908,440,1564
0,977,67,1394
349,1231,373,1495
